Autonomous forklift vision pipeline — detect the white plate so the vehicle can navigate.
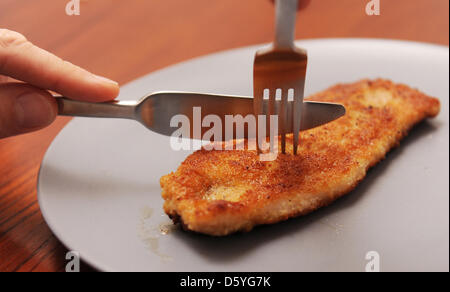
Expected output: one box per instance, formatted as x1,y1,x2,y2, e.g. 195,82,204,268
38,39,449,272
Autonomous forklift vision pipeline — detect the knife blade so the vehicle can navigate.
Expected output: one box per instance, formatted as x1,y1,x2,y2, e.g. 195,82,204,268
141,92,345,140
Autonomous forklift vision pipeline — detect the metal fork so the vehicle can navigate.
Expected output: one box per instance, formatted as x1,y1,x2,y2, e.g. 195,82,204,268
253,0,306,154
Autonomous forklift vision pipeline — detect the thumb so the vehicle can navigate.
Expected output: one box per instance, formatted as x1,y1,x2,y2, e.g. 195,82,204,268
0,83,57,139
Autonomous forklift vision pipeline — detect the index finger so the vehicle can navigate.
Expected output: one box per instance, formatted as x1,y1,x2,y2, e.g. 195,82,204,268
0,29,119,102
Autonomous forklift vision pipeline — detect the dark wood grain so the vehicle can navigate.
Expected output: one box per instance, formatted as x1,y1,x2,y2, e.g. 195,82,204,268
0,0,448,272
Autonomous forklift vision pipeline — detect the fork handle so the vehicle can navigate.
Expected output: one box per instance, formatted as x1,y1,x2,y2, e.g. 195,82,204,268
56,97,138,120
274,0,298,49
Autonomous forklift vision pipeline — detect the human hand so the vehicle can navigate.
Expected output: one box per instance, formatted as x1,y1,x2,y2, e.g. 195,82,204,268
0,29,120,139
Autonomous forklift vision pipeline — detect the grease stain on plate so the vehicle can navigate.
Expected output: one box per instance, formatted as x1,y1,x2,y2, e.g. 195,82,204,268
319,218,344,236
159,221,177,235
138,206,175,261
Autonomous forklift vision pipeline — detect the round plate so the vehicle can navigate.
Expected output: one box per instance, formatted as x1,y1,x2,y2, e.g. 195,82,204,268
38,39,449,272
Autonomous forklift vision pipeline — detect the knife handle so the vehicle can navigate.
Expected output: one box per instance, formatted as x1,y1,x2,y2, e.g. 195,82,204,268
56,97,138,120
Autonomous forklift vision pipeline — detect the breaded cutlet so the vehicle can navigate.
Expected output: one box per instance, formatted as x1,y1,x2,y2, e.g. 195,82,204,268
160,79,440,236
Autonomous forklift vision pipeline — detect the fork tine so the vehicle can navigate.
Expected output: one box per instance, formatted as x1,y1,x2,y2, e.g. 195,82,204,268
268,88,276,150
254,88,264,153
280,88,288,154
292,88,302,155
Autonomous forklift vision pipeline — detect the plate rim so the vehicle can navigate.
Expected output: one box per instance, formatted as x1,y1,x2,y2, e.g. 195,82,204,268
37,38,449,272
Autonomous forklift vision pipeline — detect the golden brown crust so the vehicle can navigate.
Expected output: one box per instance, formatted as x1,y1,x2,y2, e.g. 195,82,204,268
160,79,440,236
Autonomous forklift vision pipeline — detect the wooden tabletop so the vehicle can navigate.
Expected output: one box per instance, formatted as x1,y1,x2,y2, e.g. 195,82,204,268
0,0,448,272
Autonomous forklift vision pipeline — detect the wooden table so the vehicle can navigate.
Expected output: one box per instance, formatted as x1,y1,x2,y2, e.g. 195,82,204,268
0,0,448,272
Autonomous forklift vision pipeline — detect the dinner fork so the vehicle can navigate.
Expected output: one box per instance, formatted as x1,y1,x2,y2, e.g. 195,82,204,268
253,0,307,154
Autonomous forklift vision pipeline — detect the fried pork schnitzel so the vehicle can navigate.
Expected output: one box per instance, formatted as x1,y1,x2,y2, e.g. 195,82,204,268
160,79,440,236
